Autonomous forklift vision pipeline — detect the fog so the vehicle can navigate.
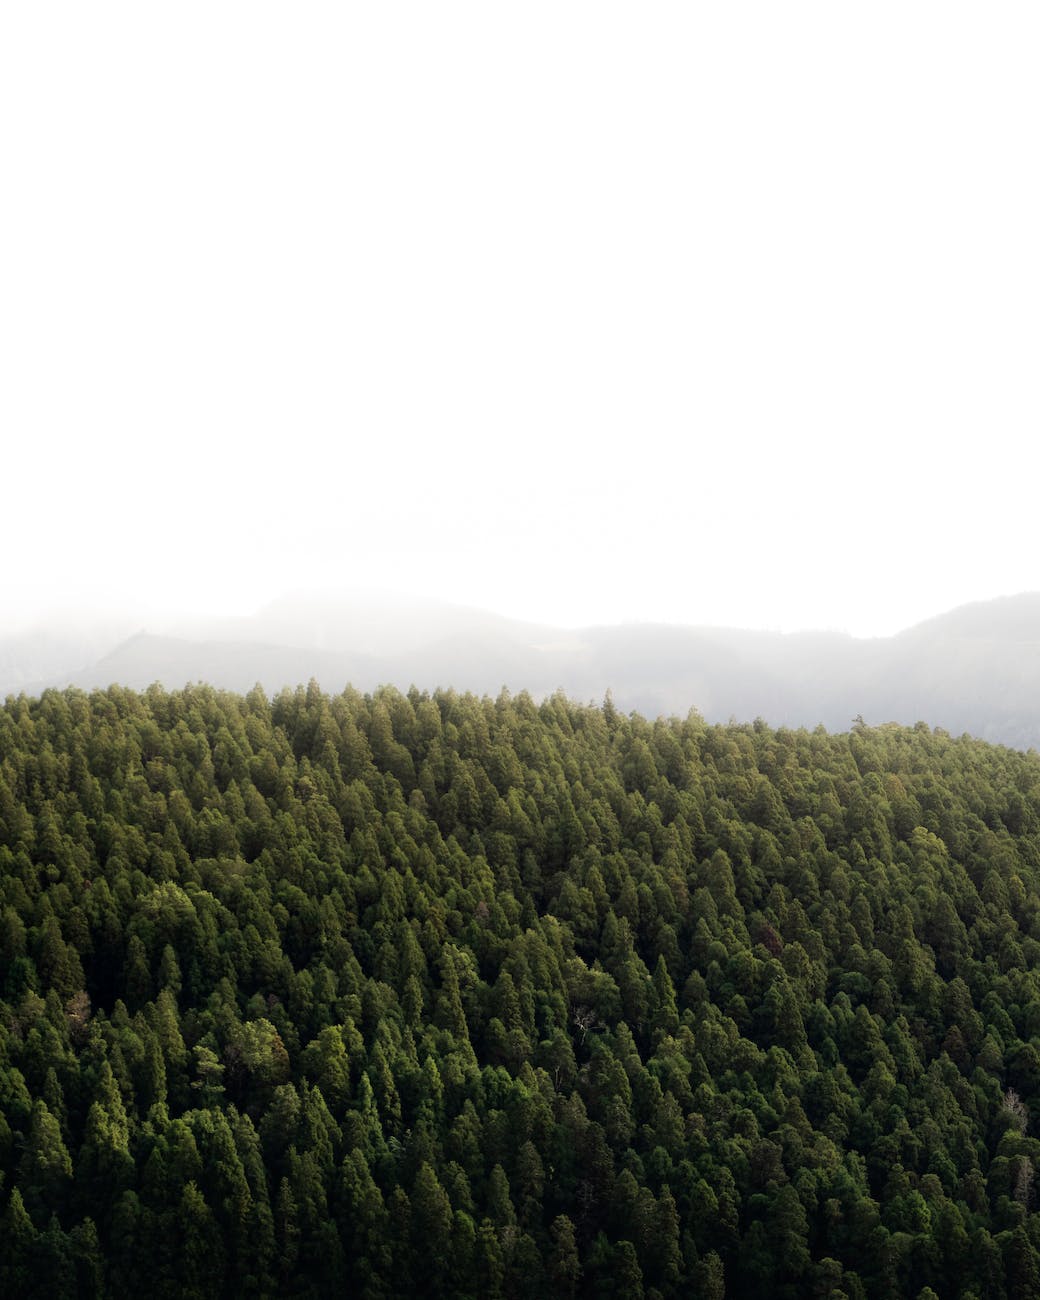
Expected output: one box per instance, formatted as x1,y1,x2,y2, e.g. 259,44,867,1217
3,4,1039,643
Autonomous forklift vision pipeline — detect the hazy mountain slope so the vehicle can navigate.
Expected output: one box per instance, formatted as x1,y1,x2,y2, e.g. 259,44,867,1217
899,591,1040,643
26,633,376,698
0,614,141,697
9,591,1040,748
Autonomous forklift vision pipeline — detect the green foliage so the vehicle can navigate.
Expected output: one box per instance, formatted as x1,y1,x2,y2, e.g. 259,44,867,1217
4,684,1040,1294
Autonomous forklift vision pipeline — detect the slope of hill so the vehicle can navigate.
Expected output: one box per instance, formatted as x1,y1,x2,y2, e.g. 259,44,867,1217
3,686,1040,1294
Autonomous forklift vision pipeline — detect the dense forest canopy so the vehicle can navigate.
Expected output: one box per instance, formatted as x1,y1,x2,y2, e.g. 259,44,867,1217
3,682,1040,1297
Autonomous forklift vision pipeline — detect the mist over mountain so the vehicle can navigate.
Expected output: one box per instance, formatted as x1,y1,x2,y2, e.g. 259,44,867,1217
0,612,142,697
4,592,1040,749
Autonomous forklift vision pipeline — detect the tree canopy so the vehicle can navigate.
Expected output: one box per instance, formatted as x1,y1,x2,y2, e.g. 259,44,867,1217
3,682,1040,1296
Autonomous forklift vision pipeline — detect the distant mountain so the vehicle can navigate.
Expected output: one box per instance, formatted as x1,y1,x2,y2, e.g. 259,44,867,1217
0,613,141,696
898,591,1040,643
6,591,1040,749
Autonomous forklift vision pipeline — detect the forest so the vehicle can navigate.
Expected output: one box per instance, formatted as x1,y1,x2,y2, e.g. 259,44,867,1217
3,682,1040,1297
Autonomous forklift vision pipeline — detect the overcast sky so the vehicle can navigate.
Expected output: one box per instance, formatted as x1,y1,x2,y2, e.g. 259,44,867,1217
2,3,1038,638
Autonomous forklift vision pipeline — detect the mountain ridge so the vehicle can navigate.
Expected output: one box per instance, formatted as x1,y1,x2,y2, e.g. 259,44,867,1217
6,591,1040,749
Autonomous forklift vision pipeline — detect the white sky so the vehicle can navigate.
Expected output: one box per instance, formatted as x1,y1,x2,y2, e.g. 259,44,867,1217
2,3,1038,638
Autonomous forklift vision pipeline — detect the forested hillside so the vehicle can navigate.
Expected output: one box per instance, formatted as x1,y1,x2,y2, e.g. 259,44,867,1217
3,684,1040,1297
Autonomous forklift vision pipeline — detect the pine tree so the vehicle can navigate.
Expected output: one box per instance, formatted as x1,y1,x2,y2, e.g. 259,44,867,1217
275,1176,300,1286
549,1215,581,1299
18,1098,73,1221
0,1188,38,1295
77,1062,133,1218
411,1162,453,1292
178,1181,225,1299
69,1217,105,1299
